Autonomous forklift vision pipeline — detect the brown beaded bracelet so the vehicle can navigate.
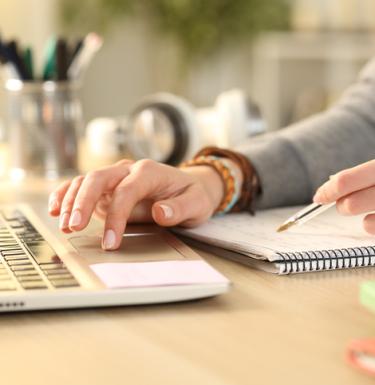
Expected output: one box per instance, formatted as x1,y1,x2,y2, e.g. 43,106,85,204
192,147,261,214
180,155,240,214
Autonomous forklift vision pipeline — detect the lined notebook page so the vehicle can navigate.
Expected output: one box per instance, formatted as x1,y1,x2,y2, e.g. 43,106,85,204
175,206,374,262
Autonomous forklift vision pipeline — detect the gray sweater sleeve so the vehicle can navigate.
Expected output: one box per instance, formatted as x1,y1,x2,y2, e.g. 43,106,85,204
237,58,375,209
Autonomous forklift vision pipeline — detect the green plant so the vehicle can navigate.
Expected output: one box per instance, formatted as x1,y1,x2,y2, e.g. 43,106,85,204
60,0,290,63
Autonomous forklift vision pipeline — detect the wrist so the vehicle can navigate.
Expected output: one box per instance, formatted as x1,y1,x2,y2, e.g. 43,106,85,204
181,159,244,213
180,165,225,211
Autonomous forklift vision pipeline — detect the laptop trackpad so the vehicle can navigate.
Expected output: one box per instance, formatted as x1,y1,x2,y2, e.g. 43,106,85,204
69,232,186,264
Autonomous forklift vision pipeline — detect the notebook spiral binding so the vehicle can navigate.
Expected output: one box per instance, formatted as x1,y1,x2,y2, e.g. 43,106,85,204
275,246,375,274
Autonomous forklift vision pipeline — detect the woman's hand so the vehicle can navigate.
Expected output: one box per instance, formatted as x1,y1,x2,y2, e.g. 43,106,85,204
48,158,232,250
313,159,375,234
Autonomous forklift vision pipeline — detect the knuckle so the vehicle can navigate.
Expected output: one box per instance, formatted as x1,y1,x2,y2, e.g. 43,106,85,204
116,158,134,167
114,182,136,197
72,175,84,185
134,158,156,174
86,170,104,181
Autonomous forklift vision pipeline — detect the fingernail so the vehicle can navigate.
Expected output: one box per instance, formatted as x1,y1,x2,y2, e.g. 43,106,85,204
159,204,173,219
59,212,70,229
103,229,116,250
49,199,59,212
69,210,82,228
313,191,322,203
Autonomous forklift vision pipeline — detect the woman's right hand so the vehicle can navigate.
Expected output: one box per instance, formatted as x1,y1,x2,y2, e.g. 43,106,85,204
48,158,236,250
313,159,375,234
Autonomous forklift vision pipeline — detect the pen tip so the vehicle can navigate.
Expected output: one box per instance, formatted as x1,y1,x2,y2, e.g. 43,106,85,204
276,221,294,233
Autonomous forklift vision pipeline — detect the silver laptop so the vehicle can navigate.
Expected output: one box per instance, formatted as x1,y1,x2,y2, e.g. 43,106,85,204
0,204,230,312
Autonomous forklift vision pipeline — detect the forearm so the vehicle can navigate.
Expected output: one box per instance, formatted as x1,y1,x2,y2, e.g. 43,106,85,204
238,58,375,209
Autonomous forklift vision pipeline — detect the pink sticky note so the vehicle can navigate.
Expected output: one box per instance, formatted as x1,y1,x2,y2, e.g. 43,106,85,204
90,260,229,289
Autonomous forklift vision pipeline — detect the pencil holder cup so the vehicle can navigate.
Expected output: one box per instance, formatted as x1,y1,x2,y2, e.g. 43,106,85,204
4,79,83,179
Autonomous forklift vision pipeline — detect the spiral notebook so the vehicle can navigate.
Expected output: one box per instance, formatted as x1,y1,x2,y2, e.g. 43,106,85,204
174,206,375,274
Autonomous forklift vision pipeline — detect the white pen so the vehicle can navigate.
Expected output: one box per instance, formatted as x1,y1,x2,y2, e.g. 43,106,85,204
276,202,336,233
67,32,103,81
1,62,21,81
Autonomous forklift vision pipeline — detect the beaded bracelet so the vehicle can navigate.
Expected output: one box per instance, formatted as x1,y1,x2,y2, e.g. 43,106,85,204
194,147,260,214
179,155,241,215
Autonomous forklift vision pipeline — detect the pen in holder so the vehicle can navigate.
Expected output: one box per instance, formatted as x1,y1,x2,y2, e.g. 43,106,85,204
0,32,103,180
5,79,83,179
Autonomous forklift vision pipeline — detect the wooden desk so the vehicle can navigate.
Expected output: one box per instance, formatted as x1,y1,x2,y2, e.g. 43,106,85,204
0,178,374,385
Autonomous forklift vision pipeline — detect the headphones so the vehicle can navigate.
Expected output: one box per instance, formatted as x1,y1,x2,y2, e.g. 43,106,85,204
86,89,266,166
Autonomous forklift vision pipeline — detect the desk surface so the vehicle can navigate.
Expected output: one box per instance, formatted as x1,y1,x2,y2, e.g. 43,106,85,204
0,178,375,385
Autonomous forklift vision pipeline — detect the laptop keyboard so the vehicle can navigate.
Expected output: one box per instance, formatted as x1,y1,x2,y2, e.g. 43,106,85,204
0,208,80,291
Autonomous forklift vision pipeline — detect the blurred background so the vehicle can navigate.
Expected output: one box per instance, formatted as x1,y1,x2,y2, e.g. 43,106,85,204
1,0,375,153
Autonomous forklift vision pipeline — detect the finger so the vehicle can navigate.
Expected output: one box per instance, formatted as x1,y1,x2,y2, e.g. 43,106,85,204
152,185,212,228
336,185,375,216
95,199,153,223
68,161,132,232
128,200,153,223
314,160,375,204
102,175,144,250
48,180,71,216
93,195,112,221
59,176,85,232
363,213,375,235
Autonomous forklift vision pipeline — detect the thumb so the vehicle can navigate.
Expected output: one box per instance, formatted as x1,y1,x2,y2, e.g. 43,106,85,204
152,187,211,227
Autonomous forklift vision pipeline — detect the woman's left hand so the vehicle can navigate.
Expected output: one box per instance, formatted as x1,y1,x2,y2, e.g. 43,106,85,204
313,159,375,234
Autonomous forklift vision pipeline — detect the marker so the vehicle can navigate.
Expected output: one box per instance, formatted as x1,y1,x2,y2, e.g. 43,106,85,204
23,47,34,80
43,37,57,80
56,39,69,81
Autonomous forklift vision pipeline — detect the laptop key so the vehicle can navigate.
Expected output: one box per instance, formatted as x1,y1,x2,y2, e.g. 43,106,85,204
1,209,22,221
2,248,26,254
11,265,36,271
13,269,40,278
25,242,62,265
21,281,47,290
51,278,79,288
0,247,23,253
7,260,33,266
4,255,29,261
44,268,70,275
41,263,65,270
17,275,43,283
47,273,74,280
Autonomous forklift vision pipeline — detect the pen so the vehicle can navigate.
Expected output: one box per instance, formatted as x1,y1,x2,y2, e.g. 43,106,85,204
43,37,57,80
1,40,27,80
276,202,336,233
23,46,34,80
68,39,83,68
56,38,69,81
67,32,103,81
